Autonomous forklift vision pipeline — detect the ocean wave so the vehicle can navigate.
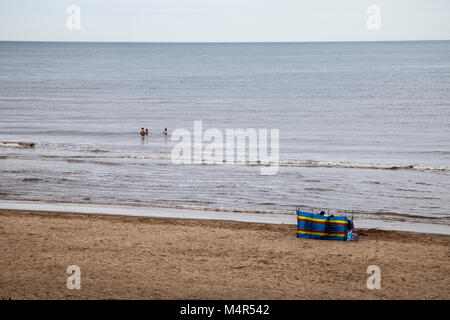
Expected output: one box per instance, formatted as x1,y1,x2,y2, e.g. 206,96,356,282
22,178,44,182
0,141,35,148
66,159,121,166
279,160,450,172
130,156,450,171
304,187,333,192
34,153,450,172
115,156,450,172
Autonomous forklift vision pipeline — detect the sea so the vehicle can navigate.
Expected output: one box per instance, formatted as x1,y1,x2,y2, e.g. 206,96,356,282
0,41,449,228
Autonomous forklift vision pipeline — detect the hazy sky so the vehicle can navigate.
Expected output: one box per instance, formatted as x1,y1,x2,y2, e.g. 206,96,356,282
1,0,449,42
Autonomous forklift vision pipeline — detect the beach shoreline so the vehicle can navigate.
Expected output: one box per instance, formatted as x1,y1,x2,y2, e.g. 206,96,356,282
1,208,449,299
1,200,449,235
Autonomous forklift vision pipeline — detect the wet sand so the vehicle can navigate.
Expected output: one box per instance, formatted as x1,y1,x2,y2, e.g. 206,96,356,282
0,209,449,299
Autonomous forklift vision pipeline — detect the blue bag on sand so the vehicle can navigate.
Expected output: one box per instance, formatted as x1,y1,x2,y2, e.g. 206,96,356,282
346,229,359,242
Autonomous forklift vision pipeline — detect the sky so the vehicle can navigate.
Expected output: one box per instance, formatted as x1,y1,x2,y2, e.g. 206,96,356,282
1,0,449,42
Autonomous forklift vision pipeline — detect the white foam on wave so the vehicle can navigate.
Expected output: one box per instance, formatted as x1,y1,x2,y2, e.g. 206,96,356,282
29,151,450,172
110,155,450,172
0,141,35,148
279,160,450,171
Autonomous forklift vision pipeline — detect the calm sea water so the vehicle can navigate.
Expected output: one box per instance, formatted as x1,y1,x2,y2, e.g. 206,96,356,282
0,41,449,223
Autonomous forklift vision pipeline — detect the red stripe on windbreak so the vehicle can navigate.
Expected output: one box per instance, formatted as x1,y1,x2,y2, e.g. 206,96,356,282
297,218,347,225
297,228,347,235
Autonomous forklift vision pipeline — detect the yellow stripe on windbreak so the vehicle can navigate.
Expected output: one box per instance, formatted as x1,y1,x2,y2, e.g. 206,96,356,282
297,215,347,225
297,230,345,237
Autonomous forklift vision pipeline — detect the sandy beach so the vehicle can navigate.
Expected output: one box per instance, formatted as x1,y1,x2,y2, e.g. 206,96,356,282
0,209,449,300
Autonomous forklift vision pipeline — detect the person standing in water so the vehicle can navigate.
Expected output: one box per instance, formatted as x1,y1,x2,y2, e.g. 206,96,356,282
163,128,168,136
140,128,146,136
145,128,149,135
